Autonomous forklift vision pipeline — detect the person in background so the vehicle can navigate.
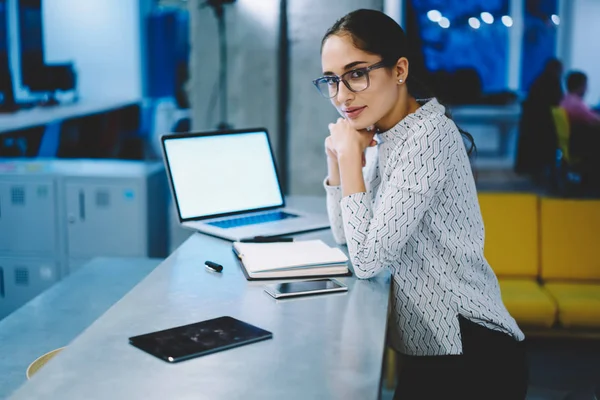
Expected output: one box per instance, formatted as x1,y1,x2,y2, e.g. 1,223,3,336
526,58,564,112
560,71,600,127
561,71,600,191
315,9,528,399
515,58,563,182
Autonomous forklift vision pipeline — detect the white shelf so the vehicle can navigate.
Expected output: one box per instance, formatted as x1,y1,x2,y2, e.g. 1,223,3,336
0,98,139,134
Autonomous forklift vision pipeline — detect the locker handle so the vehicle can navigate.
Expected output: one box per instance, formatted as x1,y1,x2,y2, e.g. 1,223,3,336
0,267,4,298
79,191,86,221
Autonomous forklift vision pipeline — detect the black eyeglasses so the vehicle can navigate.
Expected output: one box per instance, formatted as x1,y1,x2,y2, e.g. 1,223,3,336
312,61,388,99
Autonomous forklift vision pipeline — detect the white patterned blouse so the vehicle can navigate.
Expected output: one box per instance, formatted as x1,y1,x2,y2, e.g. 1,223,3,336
324,98,524,356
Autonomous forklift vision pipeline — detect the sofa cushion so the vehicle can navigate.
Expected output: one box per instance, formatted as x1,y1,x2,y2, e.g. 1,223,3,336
479,193,539,278
544,283,600,329
540,198,600,281
498,279,557,328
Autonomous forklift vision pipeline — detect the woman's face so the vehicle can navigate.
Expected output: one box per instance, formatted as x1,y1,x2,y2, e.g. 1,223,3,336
321,34,401,131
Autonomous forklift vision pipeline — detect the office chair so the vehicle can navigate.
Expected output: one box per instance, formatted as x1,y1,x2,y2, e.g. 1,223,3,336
26,346,66,379
551,106,582,194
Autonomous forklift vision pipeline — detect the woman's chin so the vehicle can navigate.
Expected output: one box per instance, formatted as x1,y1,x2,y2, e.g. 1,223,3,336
349,120,375,131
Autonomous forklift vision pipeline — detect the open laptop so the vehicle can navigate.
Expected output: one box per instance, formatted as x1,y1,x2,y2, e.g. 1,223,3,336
161,128,330,241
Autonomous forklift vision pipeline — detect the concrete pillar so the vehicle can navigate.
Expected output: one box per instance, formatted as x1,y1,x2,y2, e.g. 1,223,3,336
287,0,383,194
189,0,383,195
188,0,280,153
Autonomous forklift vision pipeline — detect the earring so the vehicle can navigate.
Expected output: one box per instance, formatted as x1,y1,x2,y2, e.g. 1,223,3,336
398,79,403,84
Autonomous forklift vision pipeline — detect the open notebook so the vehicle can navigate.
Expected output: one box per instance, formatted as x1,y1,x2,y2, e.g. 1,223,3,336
232,240,350,280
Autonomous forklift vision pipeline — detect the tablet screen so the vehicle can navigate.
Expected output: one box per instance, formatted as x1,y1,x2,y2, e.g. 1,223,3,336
129,316,272,363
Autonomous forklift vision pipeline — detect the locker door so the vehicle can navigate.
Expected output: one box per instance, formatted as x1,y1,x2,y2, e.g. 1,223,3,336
0,180,57,256
65,181,144,258
0,258,58,319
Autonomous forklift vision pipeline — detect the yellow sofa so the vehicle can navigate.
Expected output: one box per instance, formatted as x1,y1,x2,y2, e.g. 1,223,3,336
479,193,557,330
540,198,600,330
479,193,600,333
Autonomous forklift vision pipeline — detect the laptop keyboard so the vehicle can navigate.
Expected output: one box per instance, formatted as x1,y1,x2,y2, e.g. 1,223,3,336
207,211,298,229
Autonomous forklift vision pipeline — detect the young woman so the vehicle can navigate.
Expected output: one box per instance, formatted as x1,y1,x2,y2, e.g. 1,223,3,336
314,9,528,399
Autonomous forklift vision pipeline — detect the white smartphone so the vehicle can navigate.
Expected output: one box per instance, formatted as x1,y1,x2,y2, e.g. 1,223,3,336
264,278,348,299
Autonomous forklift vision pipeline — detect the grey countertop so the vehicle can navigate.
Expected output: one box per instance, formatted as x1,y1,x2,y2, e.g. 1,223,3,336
0,257,161,398
9,198,392,400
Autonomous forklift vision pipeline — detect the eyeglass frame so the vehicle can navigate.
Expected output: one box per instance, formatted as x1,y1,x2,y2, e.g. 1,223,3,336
312,61,389,99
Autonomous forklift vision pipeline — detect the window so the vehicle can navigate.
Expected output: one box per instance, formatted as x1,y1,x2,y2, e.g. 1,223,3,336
405,0,561,102
408,0,510,94
520,0,559,91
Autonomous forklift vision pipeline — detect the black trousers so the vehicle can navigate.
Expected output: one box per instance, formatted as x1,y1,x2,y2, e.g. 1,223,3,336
393,316,529,400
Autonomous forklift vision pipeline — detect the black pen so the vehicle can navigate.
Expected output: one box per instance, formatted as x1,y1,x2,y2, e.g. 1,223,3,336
205,260,223,272
239,236,294,243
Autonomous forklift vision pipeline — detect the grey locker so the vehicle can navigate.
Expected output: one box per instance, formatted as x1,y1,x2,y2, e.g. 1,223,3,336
0,159,167,287
0,258,59,320
65,180,145,258
0,178,58,257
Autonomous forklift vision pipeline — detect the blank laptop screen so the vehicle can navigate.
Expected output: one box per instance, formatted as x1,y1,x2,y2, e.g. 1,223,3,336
163,131,284,220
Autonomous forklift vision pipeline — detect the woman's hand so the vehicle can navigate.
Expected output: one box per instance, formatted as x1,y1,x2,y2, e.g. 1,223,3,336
325,135,339,161
327,118,377,166
325,119,376,196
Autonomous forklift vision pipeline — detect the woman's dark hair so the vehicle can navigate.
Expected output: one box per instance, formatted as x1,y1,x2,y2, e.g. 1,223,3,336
321,9,476,156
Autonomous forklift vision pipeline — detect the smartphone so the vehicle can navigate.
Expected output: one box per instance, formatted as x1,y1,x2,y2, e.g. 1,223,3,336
264,278,348,299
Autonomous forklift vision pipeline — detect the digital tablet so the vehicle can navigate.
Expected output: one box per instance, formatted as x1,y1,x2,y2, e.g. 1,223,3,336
264,278,348,299
129,316,272,363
